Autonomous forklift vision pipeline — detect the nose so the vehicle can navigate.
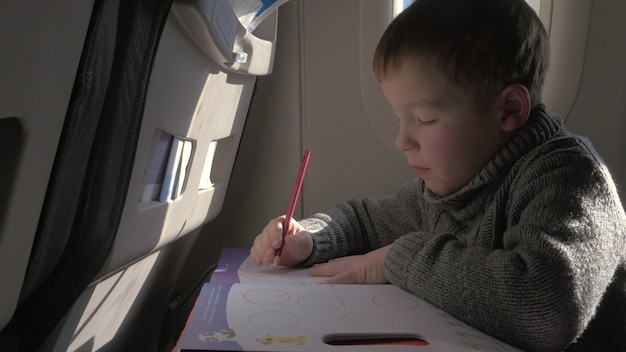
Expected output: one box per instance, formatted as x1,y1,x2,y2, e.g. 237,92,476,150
395,123,418,152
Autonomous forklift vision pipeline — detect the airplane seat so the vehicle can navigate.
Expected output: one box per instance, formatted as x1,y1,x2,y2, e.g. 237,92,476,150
0,0,280,351
1,0,174,350
17,0,125,316
0,0,96,348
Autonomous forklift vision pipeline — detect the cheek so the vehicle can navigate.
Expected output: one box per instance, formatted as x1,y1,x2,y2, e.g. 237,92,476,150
422,129,466,165
442,129,498,179
426,129,481,181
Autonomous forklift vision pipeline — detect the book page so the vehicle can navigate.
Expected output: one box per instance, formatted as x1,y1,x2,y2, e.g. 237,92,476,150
209,247,324,284
177,282,522,351
176,248,522,351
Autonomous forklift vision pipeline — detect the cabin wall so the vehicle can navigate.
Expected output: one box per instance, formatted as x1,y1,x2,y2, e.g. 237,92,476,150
563,0,626,199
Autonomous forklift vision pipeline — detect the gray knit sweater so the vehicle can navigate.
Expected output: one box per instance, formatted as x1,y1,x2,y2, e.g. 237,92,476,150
299,105,626,351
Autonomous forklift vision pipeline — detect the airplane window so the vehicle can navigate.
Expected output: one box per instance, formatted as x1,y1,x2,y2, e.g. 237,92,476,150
526,0,541,13
394,0,543,17
392,0,414,17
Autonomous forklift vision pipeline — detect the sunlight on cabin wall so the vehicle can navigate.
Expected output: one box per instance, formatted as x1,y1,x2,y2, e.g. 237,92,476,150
60,252,160,351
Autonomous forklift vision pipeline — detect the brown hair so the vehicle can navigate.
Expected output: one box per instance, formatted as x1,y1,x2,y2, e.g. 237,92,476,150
373,0,549,108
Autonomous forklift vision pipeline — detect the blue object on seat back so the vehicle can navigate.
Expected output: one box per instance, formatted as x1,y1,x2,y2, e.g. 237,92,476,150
0,0,174,350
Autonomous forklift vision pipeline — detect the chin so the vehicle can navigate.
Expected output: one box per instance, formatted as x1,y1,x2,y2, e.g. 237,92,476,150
424,182,457,197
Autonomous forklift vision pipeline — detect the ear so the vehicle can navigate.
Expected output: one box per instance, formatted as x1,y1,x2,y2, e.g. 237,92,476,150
499,83,530,132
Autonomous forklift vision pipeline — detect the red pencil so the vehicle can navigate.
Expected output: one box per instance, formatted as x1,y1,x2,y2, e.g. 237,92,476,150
273,149,311,267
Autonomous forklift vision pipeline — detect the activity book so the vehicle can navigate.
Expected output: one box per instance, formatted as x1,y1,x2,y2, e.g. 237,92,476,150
174,248,521,351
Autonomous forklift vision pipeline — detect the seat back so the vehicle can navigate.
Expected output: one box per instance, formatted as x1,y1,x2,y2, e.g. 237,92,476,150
0,0,279,350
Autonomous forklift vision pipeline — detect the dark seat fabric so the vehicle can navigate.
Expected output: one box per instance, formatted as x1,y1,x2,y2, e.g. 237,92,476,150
0,0,173,350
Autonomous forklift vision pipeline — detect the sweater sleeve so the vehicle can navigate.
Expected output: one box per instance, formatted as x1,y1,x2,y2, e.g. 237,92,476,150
384,141,626,351
298,178,427,266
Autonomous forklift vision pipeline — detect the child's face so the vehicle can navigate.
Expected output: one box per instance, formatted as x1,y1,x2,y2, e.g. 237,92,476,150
380,58,511,196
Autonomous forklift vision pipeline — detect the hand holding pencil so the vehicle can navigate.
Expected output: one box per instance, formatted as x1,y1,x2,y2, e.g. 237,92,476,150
250,150,313,267
250,216,313,266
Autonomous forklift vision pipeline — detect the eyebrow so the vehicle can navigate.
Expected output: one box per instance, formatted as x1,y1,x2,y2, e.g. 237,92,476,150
385,97,446,106
409,97,448,109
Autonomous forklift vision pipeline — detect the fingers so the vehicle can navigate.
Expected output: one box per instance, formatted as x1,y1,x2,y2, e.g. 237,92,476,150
251,217,285,265
310,262,357,284
250,216,310,266
309,260,346,277
308,250,390,285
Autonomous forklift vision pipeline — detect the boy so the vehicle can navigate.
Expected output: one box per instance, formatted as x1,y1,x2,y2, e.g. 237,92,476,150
250,0,626,350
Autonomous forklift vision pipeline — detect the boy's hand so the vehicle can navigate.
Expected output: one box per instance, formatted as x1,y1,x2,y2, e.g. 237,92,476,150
309,245,391,284
250,216,313,266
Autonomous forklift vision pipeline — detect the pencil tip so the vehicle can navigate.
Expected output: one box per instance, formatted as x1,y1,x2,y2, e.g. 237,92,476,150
272,256,280,267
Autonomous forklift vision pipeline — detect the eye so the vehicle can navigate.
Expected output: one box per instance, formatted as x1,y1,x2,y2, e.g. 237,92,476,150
417,118,436,126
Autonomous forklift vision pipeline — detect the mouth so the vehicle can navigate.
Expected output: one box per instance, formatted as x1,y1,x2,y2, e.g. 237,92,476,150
410,165,429,177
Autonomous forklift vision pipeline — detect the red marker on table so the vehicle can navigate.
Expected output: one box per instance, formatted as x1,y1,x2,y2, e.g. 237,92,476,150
273,149,311,267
